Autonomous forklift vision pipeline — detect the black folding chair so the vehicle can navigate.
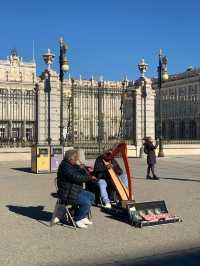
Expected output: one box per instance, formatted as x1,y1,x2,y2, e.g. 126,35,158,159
50,195,77,230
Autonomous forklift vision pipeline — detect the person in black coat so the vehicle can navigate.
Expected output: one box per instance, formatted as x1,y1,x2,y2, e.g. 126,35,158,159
143,137,159,180
93,149,128,208
57,149,96,228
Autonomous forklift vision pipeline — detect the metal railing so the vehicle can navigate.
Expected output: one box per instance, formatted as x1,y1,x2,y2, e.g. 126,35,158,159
0,85,136,153
64,85,136,156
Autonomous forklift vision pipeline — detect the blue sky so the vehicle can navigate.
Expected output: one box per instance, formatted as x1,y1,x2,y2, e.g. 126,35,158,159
0,0,199,80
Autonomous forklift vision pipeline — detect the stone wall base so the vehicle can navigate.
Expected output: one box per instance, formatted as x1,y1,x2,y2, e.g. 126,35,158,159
0,144,200,162
158,144,200,156
0,148,31,161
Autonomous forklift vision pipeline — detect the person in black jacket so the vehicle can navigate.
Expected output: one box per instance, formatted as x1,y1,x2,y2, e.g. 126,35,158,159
57,149,96,229
93,149,128,208
143,137,159,180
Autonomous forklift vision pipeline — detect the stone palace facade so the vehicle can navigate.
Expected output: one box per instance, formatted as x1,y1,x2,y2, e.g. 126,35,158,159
0,50,156,156
0,50,36,142
153,67,200,140
1,49,199,155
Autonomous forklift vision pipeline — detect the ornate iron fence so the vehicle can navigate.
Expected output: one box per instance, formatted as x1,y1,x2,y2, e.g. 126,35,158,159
64,84,136,156
0,85,136,153
0,89,35,147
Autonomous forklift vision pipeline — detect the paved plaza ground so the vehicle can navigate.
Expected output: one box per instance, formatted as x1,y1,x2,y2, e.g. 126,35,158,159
0,156,200,266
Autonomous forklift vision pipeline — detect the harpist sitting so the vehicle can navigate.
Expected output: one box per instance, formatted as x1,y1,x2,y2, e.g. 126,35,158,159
93,149,128,208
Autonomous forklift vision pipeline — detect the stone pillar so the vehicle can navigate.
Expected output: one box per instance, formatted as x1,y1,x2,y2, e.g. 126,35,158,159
134,86,142,157
144,78,156,138
8,120,12,139
49,70,61,144
22,121,26,141
133,77,155,157
37,69,60,144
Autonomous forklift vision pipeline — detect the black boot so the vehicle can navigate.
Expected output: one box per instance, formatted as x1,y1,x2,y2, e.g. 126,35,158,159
153,175,159,180
146,175,153,180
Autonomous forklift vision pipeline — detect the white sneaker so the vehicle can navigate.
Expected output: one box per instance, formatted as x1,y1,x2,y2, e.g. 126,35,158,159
83,218,93,225
76,219,88,229
104,203,112,209
50,217,60,226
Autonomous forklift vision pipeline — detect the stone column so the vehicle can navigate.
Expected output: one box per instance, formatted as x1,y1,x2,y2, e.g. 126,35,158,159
135,87,142,157
37,69,60,144
144,78,156,138
22,121,26,141
133,77,155,157
8,120,12,140
49,70,61,144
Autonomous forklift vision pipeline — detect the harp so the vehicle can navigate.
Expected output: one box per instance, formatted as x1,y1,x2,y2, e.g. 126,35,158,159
103,142,134,202
103,143,182,227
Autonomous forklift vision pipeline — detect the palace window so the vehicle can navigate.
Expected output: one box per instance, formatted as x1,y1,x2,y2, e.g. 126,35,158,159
26,128,33,141
12,128,20,139
179,87,185,96
169,88,175,96
179,120,185,139
189,120,197,139
188,85,192,96
162,121,166,139
168,120,175,139
194,84,198,95
0,128,5,138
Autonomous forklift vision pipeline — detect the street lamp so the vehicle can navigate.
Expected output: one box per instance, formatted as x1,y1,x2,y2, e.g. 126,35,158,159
34,83,39,144
59,37,69,145
138,59,148,157
157,49,168,157
42,48,55,145
43,48,55,70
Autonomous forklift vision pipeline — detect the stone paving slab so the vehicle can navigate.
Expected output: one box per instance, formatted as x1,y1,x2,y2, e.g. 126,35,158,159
0,156,200,266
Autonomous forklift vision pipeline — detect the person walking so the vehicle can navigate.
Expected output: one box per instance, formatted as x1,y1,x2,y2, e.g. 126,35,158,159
143,137,159,180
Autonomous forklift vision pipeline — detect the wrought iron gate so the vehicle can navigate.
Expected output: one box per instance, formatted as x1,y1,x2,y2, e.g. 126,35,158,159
65,84,136,156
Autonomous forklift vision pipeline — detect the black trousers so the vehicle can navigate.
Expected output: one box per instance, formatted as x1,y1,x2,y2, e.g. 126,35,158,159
147,164,156,176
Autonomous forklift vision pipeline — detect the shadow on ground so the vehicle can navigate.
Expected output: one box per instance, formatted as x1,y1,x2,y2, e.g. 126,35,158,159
160,176,200,183
119,247,200,266
86,247,200,266
11,167,32,173
101,208,130,225
6,205,52,222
